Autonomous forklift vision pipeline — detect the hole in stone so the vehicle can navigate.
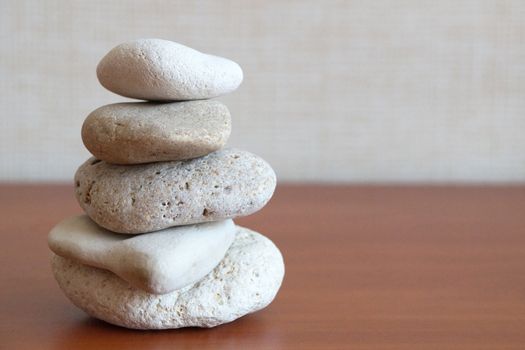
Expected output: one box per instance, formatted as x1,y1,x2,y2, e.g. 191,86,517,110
84,181,96,204
185,182,190,190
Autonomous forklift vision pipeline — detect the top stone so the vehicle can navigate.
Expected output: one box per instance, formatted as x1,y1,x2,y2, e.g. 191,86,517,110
96,39,243,101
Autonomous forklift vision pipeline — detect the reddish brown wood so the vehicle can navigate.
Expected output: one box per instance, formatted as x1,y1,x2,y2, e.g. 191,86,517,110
1,184,525,349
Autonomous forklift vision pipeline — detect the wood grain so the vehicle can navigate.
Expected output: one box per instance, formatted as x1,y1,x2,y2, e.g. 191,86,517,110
1,184,524,349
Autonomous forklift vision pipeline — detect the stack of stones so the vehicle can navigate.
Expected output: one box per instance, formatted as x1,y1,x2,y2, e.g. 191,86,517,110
48,39,284,330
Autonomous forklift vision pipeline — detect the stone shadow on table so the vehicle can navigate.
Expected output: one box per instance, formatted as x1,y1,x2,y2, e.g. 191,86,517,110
50,313,285,349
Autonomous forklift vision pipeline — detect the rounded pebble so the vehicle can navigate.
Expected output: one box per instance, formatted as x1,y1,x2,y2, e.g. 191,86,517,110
82,100,231,164
51,226,285,329
74,148,276,234
97,39,243,101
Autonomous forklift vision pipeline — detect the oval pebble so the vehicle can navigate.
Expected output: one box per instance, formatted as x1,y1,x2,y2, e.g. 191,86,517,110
81,100,231,164
51,226,285,329
97,38,243,101
74,148,276,234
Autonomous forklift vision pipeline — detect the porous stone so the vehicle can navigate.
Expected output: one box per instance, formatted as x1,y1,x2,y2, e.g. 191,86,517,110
97,38,243,101
48,215,235,294
51,226,285,329
74,148,276,234
81,100,231,164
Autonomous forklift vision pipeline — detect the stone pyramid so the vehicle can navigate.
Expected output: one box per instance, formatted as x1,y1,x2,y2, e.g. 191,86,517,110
48,39,284,329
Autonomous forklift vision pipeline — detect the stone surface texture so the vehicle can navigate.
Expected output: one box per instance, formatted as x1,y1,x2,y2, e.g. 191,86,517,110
48,215,236,294
74,148,276,234
81,100,231,164
51,226,285,329
97,38,243,101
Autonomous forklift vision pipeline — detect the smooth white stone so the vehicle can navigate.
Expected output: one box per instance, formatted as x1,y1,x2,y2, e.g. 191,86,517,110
97,38,243,101
48,215,236,294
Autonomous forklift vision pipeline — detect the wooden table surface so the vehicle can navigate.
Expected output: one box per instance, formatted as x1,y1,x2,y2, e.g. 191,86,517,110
1,184,525,349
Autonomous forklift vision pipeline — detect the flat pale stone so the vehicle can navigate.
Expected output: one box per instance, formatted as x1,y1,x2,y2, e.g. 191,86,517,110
81,100,231,164
97,39,243,101
48,215,235,294
51,226,285,329
74,148,276,234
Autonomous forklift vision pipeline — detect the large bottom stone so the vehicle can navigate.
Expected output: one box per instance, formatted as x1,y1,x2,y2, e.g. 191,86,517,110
51,226,285,329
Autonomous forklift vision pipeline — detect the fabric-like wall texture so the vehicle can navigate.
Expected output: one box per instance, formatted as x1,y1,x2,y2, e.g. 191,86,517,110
1,0,524,182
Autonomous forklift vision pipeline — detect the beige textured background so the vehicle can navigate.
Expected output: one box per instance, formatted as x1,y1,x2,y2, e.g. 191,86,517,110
1,0,524,182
